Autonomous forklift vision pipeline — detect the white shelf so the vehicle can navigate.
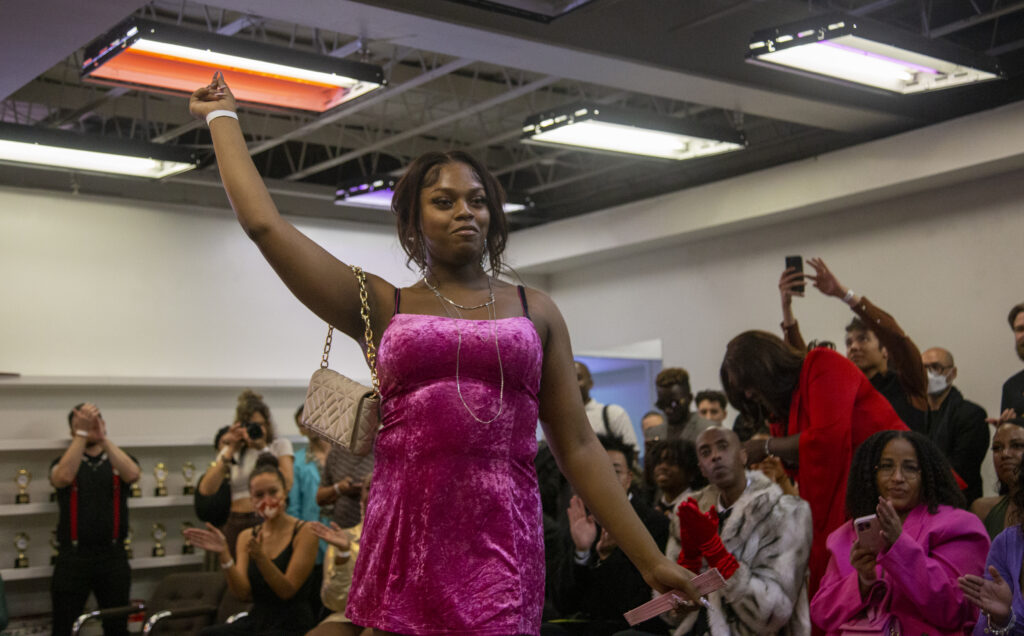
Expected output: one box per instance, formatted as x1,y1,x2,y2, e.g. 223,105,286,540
1,435,308,451
0,375,308,389
0,496,195,516
1,553,203,581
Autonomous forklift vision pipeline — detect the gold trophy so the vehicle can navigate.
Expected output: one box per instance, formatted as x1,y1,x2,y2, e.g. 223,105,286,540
129,477,142,498
15,468,30,504
181,521,195,554
182,462,196,495
124,527,134,559
14,533,29,568
50,529,60,565
153,463,169,497
152,523,167,557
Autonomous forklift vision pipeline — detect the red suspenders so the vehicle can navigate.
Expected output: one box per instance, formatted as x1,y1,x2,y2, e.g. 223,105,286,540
69,459,122,547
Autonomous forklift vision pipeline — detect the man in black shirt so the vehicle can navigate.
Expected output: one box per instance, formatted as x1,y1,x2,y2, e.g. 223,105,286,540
922,347,988,504
50,403,140,636
999,302,1024,420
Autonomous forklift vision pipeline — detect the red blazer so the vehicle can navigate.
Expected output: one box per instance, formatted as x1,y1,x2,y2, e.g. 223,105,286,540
772,348,908,596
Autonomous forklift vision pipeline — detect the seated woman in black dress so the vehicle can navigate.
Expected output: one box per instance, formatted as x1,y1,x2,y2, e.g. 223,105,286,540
186,455,319,635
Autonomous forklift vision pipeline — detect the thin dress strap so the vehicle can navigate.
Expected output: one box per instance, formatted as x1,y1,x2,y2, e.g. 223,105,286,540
394,288,402,316
517,285,530,319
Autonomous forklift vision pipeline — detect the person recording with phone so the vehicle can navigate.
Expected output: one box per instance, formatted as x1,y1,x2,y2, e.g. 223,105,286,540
187,455,318,636
811,430,988,635
198,389,294,558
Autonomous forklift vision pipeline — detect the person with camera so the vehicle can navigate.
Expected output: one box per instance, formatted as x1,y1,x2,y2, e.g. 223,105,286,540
50,403,141,636
198,389,294,558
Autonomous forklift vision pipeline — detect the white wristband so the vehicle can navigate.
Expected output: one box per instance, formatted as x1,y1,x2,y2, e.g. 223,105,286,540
336,550,352,560
220,557,234,569
333,483,342,495
842,289,856,305
75,430,89,438
206,110,238,126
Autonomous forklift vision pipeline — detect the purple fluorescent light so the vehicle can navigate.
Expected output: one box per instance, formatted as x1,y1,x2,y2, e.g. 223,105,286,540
342,188,394,208
819,40,938,74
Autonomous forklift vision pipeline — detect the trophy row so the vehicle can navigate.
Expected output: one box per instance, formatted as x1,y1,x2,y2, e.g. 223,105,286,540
15,462,199,504
14,522,198,568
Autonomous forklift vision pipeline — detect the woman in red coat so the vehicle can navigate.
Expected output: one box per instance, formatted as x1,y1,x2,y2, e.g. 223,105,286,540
720,331,907,596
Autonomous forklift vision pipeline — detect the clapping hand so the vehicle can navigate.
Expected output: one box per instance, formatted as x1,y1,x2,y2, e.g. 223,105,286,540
308,521,352,551
596,528,619,560
958,566,1013,626
247,528,267,563
876,497,903,549
183,522,229,554
189,71,236,120
567,495,598,553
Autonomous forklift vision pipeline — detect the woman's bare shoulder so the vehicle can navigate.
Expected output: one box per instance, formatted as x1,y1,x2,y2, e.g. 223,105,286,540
971,495,1001,518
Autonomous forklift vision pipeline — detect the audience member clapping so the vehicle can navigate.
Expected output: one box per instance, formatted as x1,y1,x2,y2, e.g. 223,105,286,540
722,330,907,594
186,455,319,636
811,431,989,635
673,427,812,635
971,419,1024,539
546,434,668,635
958,452,1024,635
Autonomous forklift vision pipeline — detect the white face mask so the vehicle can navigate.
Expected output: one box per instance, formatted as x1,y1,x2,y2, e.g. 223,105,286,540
927,369,950,396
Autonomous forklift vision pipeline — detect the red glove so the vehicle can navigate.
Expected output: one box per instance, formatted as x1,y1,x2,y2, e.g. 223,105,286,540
676,499,739,580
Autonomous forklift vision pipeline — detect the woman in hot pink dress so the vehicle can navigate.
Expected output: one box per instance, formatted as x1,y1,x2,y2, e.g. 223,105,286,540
189,73,699,635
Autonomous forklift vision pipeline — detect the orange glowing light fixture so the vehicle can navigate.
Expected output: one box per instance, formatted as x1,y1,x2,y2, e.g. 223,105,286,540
81,18,385,113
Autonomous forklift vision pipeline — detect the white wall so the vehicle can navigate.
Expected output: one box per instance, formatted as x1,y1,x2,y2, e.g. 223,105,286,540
0,186,418,383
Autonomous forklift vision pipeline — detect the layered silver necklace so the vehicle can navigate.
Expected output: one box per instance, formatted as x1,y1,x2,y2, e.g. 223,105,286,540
423,273,505,424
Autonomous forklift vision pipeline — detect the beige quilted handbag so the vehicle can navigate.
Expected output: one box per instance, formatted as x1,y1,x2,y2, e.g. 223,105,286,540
302,265,380,456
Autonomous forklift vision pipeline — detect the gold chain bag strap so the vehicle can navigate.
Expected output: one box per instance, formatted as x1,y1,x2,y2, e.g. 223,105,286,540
302,265,380,456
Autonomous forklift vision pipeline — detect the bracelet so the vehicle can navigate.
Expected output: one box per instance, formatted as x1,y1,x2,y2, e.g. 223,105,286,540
336,550,352,560
842,289,856,305
764,437,773,458
984,610,1016,635
220,557,234,570
206,110,238,125
75,430,89,438
333,483,342,495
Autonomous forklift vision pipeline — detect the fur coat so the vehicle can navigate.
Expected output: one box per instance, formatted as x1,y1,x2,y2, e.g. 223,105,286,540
673,470,812,636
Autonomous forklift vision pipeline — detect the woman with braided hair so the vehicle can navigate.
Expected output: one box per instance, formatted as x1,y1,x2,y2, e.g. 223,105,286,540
811,430,989,635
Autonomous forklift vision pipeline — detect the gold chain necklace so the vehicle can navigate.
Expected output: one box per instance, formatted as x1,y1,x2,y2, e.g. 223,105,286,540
423,274,495,311
427,278,505,424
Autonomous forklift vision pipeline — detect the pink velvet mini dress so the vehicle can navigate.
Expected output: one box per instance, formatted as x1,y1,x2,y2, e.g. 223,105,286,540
345,287,545,635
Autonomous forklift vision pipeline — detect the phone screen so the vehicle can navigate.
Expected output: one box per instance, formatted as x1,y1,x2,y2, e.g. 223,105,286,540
785,255,804,294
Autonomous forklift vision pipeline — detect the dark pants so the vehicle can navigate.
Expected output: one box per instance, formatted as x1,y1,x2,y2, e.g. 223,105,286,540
51,546,131,636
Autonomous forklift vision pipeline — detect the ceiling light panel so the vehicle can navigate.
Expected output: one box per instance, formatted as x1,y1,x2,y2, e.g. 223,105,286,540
521,104,745,160
747,15,1001,94
81,18,385,112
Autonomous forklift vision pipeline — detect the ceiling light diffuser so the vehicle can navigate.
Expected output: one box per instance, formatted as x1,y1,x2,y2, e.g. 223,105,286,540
521,103,745,160
335,176,531,213
81,18,385,112
746,14,1001,94
0,123,200,179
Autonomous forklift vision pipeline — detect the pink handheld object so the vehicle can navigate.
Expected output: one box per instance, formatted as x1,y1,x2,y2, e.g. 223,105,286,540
623,568,727,625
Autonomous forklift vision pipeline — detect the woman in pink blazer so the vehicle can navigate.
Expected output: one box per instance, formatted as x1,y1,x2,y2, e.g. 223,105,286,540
811,430,990,635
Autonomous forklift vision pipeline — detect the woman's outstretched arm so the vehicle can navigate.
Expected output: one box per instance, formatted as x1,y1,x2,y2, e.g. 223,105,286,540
531,289,699,603
188,72,393,340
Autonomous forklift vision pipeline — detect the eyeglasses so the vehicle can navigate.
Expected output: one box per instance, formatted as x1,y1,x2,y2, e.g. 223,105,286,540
923,363,952,374
875,461,921,480
654,398,687,411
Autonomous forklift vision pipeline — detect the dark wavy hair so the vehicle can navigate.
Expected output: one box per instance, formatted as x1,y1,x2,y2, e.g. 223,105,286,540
597,433,635,470
694,389,727,410
391,150,509,273
1001,418,1024,496
720,331,805,422
249,453,286,491
846,430,965,519
235,389,276,443
643,438,707,493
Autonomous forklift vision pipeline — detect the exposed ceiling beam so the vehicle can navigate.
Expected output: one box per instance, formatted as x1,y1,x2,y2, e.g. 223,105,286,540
206,0,911,133
285,74,559,180
246,57,474,156
929,1,1024,38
